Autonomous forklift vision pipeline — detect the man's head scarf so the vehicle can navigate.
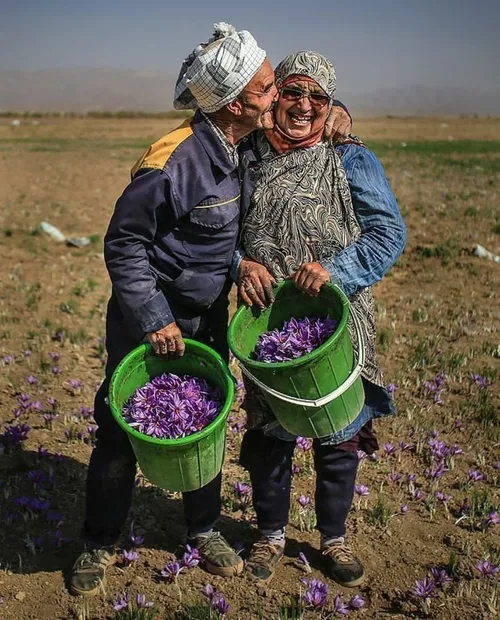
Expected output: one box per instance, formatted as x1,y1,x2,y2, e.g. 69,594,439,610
174,22,266,113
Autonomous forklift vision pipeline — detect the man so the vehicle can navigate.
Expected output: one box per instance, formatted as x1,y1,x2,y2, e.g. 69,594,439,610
70,22,277,596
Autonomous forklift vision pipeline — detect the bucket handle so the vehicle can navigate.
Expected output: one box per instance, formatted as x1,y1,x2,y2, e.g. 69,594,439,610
237,297,365,408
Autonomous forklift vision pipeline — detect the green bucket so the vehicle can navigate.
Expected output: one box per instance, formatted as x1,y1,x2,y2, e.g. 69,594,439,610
109,340,235,492
228,281,365,439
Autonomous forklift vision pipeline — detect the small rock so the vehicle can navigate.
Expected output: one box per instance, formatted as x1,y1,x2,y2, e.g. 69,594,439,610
15,591,26,602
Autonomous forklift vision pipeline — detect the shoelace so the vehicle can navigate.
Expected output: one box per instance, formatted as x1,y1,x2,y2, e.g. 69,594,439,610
250,541,282,565
198,532,231,554
77,550,110,570
322,543,354,564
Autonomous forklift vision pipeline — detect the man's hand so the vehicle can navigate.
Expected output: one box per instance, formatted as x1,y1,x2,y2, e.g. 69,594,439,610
147,322,185,358
324,106,352,143
293,262,331,297
238,257,276,309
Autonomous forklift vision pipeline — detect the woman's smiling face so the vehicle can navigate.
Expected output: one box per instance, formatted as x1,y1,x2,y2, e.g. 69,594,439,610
274,77,330,140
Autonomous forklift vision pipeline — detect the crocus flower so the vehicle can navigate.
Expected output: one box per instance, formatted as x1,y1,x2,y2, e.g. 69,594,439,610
26,375,39,385
297,495,311,508
475,560,500,578
233,482,251,497
467,469,485,483
411,576,437,599
298,551,312,573
332,593,350,615
211,592,230,616
254,316,338,363
296,436,312,451
181,545,200,569
484,511,500,527
348,594,366,610
383,442,397,456
113,592,129,611
430,567,453,586
135,594,153,608
386,383,398,395
301,577,329,609
2,355,14,365
355,484,370,496
161,561,183,581
123,549,139,564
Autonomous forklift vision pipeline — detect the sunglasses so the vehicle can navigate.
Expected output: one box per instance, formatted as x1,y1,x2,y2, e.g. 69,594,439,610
279,87,330,108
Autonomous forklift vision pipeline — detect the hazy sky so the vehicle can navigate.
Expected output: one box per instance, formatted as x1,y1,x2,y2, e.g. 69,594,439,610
2,0,499,94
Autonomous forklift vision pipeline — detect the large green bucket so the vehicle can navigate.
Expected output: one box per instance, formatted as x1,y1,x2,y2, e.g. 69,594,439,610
109,340,235,492
228,282,365,438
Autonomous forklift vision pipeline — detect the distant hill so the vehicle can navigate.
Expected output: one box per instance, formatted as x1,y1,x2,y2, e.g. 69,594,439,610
1,68,500,116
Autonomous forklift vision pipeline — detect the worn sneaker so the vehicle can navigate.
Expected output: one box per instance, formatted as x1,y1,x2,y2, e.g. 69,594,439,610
70,547,116,596
322,541,365,587
246,540,284,583
189,531,244,577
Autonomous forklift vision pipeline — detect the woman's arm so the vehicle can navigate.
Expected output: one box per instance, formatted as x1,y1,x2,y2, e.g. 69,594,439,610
320,144,407,296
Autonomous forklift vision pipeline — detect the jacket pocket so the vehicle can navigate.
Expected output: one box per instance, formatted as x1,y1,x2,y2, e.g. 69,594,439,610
190,195,240,229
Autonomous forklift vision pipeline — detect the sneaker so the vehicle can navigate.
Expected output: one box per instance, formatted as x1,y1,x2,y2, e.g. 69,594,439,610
189,531,244,578
322,541,365,587
70,547,116,596
246,540,284,583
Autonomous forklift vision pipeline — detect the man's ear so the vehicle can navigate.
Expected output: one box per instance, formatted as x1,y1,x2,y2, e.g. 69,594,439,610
226,98,244,117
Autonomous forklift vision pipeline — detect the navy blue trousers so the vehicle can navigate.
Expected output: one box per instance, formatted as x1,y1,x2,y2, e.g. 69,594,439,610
83,292,229,546
240,429,359,538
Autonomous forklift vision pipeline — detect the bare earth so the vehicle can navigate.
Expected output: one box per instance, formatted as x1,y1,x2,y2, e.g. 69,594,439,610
0,117,498,620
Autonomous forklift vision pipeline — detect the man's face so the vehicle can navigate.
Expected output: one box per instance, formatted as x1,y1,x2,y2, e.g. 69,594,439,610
237,59,277,130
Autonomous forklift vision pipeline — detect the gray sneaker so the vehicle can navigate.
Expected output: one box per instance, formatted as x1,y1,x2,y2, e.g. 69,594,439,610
189,532,244,577
246,540,284,583
70,547,116,596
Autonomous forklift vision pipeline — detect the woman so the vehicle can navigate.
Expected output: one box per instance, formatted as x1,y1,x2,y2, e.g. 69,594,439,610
235,51,407,586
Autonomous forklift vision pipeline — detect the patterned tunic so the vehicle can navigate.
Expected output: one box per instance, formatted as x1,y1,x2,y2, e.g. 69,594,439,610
241,133,384,434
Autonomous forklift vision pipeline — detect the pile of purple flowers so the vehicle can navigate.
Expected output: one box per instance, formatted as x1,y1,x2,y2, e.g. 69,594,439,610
254,316,338,363
123,373,222,440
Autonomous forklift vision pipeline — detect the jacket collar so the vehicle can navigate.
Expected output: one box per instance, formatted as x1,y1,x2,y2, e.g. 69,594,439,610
191,110,238,176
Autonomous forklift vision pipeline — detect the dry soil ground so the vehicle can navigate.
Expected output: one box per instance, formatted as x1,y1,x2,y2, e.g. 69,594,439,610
0,116,499,620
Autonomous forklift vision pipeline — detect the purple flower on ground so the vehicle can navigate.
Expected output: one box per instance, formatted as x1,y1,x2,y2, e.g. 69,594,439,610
413,489,424,501
2,355,14,365
332,593,350,615
301,577,329,609
0,423,31,448
129,526,145,546
475,560,500,578
348,594,366,610
292,463,300,476
467,469,485,483
233,482,251,497
470,373,494,389
454,419,465,431
48,352,60,362
389,471,402,484
400,504,408,514
430,567,453,586
296,436,312,451
123,549,139,564
383,442,397,456
484,511,500,527
47,397,58,409
412,576,437,599
354,484,370,496
161,561,183,581
51,367,61,374
181,545,200,569
135,594,153,608
113,592,129,611
26,374,39,385
298,551,312,573
435,491,451,503
399,441,414,452
202,584,215,600
386,383,398,395
297,495,311,508
211,592,230,616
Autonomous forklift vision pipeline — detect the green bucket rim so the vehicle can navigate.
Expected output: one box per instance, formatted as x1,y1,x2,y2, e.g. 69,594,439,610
109,340,235,447
228,281,350,371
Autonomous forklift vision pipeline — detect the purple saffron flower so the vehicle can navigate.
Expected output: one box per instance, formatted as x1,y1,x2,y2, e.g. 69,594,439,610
484,511,500,527
386,383,398,395
475,560,500,578
298,551,312,573
292,463,300,476
412,576,437,599
26,374,39,385
430,567,453,586
296,436,312,451
161,561,183,581
123,549,139,563
113,592,129,611
297,495,311,508
233,482,251,497
1,423,31,448
135,594,153,608
202,584,215,600
383,442,397,456
211,592,230,616
467,469,485,483
470,373,494,389
301,578,329,609
332,593,350,615
181,545,200,569
389,470,403,484
348,594,366,610
355,484,370,496
400,504,409,514
435,491,451,503
129,525,145,546
2,355,14,365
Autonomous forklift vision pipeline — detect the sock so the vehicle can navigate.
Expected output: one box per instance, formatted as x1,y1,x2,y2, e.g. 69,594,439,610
321,534,345,549
260,527,286,547
188,528,213,540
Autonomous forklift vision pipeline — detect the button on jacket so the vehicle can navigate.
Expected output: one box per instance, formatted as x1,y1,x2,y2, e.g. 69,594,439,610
104,110,249,335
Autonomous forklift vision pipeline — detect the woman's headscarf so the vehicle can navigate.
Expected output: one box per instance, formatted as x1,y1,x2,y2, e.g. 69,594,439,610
266,51,337,153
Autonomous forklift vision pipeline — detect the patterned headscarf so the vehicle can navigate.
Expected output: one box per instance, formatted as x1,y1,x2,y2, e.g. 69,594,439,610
274,51,336,100
174,22,266,113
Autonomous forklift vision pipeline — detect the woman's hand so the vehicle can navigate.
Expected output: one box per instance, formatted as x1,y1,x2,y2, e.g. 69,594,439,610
293,262,330,296
147,322,185,358
238,257,276,309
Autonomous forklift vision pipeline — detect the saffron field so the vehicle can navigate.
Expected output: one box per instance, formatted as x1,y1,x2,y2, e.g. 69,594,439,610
0,116,499,619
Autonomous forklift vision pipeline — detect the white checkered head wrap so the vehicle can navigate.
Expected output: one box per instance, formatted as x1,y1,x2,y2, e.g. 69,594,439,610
174,22,266,113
